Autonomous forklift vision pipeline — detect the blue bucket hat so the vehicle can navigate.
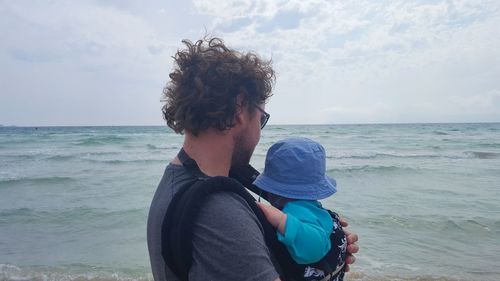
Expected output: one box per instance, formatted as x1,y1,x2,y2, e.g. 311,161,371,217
253,137,337,200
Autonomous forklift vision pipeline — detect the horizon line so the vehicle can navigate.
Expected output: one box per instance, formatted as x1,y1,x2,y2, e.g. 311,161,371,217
2,121,500,128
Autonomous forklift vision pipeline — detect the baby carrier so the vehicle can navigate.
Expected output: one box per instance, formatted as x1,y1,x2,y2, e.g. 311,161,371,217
161,149,347,281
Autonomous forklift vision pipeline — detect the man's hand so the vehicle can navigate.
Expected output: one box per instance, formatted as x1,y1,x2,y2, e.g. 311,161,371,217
339,217,359,272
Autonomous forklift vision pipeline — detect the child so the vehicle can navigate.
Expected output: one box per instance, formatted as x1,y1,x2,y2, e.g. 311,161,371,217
254,137,347,281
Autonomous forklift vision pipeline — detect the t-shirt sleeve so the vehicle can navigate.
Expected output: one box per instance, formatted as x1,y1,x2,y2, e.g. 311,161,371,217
277,201,333,264
188,192,280,281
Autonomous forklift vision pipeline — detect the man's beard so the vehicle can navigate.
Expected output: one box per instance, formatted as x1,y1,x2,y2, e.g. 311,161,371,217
231,133,254,167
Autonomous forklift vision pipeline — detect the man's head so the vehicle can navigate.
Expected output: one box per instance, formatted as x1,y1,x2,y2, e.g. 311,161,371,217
162,37,275,136
163,37,275,166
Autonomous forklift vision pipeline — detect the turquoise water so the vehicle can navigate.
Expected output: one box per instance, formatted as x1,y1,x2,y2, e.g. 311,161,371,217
1,124,499,281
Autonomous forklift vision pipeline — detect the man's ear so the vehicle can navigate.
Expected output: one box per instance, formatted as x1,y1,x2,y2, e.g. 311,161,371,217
234,94,246,126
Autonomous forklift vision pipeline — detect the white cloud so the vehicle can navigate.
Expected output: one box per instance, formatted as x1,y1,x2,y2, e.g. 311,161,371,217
450,89,500,113
202,0,500,123
1,0,499,125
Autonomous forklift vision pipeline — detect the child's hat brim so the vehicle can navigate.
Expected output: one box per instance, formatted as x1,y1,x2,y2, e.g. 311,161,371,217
253,173,337,200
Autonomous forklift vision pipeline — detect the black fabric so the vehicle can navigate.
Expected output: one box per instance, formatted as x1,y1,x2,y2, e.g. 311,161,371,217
161,179,201,280
229,164,270,201
302,210,347,281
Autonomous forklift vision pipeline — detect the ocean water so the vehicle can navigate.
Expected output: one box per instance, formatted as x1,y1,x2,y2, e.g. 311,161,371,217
0,124,499,281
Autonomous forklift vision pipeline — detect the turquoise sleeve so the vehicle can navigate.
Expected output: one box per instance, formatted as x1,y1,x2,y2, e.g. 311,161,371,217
276,201,333,264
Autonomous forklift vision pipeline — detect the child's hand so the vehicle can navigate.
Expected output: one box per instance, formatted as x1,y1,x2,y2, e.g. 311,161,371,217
256,202,287,234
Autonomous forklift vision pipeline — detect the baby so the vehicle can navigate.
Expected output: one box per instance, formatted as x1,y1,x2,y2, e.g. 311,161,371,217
254,137,347,281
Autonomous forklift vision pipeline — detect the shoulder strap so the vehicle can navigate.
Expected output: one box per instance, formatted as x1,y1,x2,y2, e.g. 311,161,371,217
161,178,201,280
229,164,270,201
161,176,301,281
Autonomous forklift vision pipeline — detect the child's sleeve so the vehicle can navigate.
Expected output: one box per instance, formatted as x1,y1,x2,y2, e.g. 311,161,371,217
277,201,333,264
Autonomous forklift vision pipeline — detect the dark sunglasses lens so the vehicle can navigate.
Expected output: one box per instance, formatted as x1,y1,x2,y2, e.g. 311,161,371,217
255,106,269,129
261,115,267,127
261,113,270,129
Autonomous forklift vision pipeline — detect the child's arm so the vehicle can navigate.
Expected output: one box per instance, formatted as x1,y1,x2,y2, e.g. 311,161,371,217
257,202,332,264
257,202,287,234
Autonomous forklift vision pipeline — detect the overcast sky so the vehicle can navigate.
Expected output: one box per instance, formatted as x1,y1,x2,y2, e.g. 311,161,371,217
1,0,499,126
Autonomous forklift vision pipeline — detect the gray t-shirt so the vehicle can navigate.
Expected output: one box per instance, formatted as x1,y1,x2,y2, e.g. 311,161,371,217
147,163,280,281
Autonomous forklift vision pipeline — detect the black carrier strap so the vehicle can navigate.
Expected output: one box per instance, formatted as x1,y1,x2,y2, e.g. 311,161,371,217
229,163,271,201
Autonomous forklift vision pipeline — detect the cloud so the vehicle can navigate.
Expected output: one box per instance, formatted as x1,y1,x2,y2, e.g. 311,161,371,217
196,0,500,123
321,103,395,124
1,0,499,125
0,1,177,125
255,10,307,32
1,1,162,65
450,89,500,113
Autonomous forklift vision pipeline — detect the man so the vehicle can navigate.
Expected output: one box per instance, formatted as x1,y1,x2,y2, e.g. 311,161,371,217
147,37,358,281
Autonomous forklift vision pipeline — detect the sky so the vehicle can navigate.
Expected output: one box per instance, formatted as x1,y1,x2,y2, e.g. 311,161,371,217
1,0,499,126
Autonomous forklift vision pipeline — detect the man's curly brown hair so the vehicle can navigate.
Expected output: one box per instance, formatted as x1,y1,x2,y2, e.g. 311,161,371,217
162,37,275,135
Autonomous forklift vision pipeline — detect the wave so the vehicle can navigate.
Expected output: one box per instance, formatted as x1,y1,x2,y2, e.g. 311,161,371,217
1,264,492,281
477,143,500,148
84,152,122,156
465,151,500,159
0,154,40,160
146,144,179,150
346,271,474,281
0,176,74,187
432,130,450,135
357,214,499,233
328,153,462,160
74,136,129,146
328,165,418,174
0,138,37,145
329,150,500,160
45,155,76,161
46,153,126,162
0,207,147,226
2,152,129,163
83,158,165,165
0,264,151,281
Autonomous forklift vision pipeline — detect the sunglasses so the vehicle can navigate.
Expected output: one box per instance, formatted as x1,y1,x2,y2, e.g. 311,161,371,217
254,106,270,129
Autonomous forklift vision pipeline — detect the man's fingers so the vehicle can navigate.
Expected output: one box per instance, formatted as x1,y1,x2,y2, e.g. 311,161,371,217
339,217,348,227
347,232,358,245
347,244,359,254
345,254,356,265
340,219,358,272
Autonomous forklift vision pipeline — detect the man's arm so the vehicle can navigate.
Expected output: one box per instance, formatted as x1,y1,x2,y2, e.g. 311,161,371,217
189,192,280,281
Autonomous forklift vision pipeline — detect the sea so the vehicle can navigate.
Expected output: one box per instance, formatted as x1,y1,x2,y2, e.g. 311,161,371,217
0,123,499,281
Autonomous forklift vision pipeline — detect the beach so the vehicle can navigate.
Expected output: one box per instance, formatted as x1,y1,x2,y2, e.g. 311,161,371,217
1,124,499,281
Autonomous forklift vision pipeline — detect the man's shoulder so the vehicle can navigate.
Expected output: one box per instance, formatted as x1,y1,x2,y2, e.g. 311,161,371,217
189,187,279,281
198,190,260,222
151,163,195,204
